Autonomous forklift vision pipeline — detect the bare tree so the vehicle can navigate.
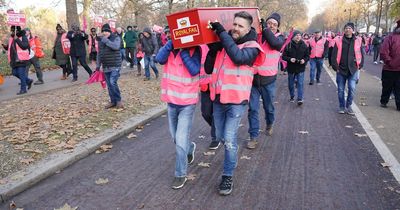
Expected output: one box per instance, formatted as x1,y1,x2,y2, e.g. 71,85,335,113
65,0,79,30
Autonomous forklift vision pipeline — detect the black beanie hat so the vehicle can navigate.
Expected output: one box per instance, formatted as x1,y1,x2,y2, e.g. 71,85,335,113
344,22,355,30
267,13,281,27
396,19,400,29
293,30,301,37
102,23,112,33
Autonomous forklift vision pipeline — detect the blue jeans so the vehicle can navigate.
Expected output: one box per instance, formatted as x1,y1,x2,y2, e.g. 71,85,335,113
336,71,359,109
12,66,31,92
213,101,246,176
104,67,122,105
167,103,196,177
120,49,126,62
248,81,276,139
309,58,324,82
200,91,216,141
288,72,304,100
144,54,159,79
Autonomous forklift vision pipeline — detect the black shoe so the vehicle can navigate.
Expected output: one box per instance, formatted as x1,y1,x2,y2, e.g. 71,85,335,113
209,141,220,150
172,177,187,189
27,79,33,90
34,80,44,85
72,78,78,82
297,100,304,106
219,176,233,195
187,142,196,164
316,80,320,83
16,90,27,95
380,103,388,108
156,74,159,79
289,97,295,103
309,82,314,85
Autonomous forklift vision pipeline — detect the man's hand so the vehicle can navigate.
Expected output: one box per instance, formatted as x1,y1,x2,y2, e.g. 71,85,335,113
210,22,225,35
260,18,267,30
290,58,296,63
300,59,305,64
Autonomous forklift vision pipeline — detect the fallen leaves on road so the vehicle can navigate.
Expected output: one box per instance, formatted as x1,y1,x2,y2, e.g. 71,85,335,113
137,203,145,209
198,135,205,139
359,102,367,106
127,133,137,139
381,162,392,168
54,203,78,210
95,178,109,185
314,98,320,101
20,158,34,165
203,151,215,156
187,173,197,181
298,131,309,134
198,162,211,168
345,125,353,128
240,155,251,160
0,179,7,184
354,133,368,137
377,125,385,129
95,144,113,154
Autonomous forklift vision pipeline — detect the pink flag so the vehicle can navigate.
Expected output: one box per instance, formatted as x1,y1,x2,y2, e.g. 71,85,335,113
82,15,87,32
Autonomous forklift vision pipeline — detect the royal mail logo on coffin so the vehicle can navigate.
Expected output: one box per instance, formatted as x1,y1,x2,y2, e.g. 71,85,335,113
173,17,199,44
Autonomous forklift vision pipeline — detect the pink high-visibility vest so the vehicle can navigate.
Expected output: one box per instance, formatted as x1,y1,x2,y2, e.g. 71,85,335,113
7,38,30,63
88,35,99,53
199,45,211,92
334,36,363,69
309,37,326,58
210,41,265,104
255,33,281,76
160,48,200,105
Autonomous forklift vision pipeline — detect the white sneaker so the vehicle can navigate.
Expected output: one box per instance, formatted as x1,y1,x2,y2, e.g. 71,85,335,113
380,60,384,64
126,63,130,67
374,61,378,64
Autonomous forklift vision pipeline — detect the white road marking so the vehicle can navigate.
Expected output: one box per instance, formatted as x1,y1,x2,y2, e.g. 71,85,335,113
324,64,400,183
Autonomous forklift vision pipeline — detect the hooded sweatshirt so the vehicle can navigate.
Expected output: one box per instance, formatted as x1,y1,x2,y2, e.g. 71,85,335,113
380,27,400,71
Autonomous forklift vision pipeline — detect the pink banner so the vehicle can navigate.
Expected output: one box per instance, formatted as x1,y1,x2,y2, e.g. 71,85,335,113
7,13,26,26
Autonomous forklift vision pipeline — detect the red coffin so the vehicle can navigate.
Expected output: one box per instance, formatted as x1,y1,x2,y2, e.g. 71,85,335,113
166,7,261,49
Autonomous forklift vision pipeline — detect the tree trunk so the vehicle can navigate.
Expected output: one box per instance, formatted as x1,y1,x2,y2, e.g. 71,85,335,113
65,0,79,30
169,0,174,14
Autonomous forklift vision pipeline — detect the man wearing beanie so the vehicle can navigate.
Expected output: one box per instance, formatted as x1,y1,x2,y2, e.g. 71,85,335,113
247,12,284,149
331,22,364,115
67,23,93,81
96,23,124,109
124,25,138,69
282,30,309,106
379,19,400,110
308,29,328,85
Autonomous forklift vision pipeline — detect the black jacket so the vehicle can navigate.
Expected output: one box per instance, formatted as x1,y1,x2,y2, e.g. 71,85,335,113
5,33,30,69
252,28,285,87
204,28,260,104
67,31,88,57
372,36,383,46
282,40,310,74
97,34,122,69
331,35,364,76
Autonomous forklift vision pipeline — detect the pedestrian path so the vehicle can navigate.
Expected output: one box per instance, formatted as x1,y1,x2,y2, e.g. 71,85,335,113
1,67,400,209
0,65,136,101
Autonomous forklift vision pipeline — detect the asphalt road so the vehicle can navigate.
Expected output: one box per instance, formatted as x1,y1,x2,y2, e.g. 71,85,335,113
2,66,400,210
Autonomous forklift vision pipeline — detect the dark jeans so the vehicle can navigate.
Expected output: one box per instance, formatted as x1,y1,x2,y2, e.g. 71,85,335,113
144,54,159,79
381,70,400,109
328,47,333,66
26,56,43,81
104,67,122,104
59,59,72,75
373,45,380,62
137,57,142,73
200,91,216,141
71,55,92,79
309,58,324,82
12,66,32,92
126,47,137,66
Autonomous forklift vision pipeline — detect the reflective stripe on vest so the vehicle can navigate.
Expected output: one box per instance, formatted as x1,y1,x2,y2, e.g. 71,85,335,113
335,36,363,69
199,45,211,91
310,37,326,58
7,38,30,63
254,33,280,76
160,48,200,105
209,40,264,104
